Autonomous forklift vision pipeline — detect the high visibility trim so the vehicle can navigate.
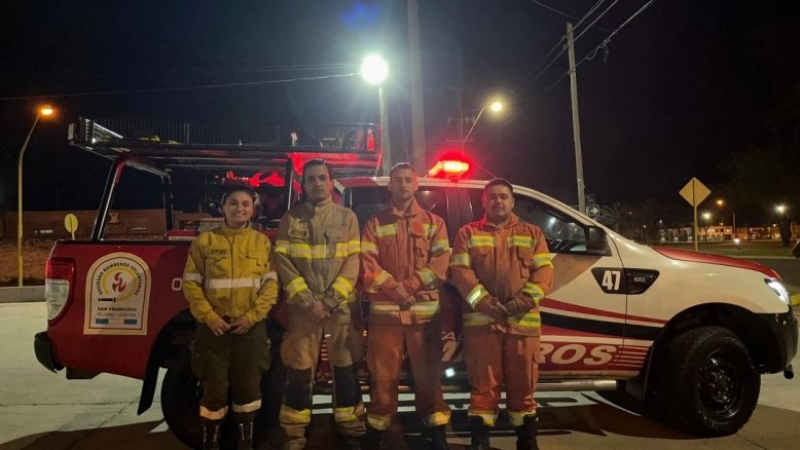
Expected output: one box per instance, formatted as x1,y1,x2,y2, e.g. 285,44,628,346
275,239,290,255
376,224,397,238
232,399,262,413
508,311,541,327
417,267,438,288
262,271,278,282
331,276,355,298
361,241,379,255
205,278,261,289
463,312,493,326
521,283,545,305
450,253,470,267
507,235,534,248
280,405,312,424
200,405,229,420
365,270,393,293
533,253,552,268
367,413,392,430
465,284,489,308
286,277,310,299
183,272,203,283
423,410,452,427
468,235,495,248
468,410,498,428
333,405,362,423
370,303,400,313
431,239,450,255
421,223,438,238
508,411,537,427
345,239,361,256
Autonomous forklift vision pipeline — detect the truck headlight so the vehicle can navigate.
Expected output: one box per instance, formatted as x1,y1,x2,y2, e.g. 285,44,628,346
766,279,790,305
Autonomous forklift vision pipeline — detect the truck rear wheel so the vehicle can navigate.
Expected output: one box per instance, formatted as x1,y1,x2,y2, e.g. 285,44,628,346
659,326,760,436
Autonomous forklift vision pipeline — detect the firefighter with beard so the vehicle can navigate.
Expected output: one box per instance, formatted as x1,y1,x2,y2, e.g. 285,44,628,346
450,178,554,450
360,163,451,449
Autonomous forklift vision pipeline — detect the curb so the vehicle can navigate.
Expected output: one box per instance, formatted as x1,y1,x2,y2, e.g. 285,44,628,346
0,286,45,303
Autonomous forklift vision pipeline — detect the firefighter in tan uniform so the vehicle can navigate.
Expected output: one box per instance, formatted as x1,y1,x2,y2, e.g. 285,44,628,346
360,163,452,449
450,179,554,450
275,159,365,450
183,185,278,450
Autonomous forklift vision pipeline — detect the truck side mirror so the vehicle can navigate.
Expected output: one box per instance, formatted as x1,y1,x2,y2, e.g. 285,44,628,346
586,226,610,256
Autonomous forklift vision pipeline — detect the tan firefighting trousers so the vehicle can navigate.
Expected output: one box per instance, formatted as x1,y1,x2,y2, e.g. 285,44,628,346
365,319,451,430
192,321,270,420
279,306,365,441
463,326,540,427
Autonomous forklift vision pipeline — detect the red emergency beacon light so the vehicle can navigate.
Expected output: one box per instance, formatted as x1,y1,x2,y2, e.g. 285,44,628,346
428,158,471,179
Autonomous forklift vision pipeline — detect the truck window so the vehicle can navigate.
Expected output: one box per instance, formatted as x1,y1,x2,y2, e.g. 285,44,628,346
348,186,449,232
467,189,587,253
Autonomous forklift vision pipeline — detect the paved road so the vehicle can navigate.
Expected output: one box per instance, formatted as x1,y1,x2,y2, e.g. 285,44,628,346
1,302,798,450
750,258,800,287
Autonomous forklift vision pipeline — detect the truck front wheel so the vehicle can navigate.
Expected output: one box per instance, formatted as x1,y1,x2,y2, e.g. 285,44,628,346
161,348,204,448
660,326,760,436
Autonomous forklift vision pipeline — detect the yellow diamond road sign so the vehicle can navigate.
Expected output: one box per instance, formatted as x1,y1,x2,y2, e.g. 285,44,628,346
679,177,711,207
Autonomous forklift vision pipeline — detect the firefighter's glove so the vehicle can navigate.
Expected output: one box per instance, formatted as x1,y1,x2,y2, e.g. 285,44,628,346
398,295,416,311
305,300,331,323
504,294,536,316
475,296,508,321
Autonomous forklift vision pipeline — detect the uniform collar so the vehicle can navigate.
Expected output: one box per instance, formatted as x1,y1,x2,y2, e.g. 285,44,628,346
388,198,423,218
479,213,520,230
303,197,333,213
218,223,251,236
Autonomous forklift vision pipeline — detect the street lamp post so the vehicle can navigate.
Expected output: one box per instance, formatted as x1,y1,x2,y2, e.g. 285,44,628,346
717,199,736,241
360,54,391,175
702,211,711,242
18,105,55,287
463,101,503,146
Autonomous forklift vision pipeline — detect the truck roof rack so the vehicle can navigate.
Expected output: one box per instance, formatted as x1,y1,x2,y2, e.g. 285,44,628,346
68,117,382,177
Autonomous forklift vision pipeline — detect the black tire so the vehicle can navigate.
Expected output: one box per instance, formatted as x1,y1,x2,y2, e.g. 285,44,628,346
659,326,760,436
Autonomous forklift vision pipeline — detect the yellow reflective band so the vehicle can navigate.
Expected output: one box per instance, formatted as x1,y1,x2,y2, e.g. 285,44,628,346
508,235,533,248
509,311,541,327
376,224,397,238
200,405,229,420
262,271,278,283
431,239,450,255
232,399,262,413
424,410,452,427
468,410,498,428
286,277,309,299
361,241,378,255
508,411,537,427
534,253,553,268
346,239,361,256
206,278,261,289
365,270,393,293
280,405,312,424
331,276,355,298
450,253,470,267
521,283,544,304
367,413,392,431
417,267,438,288
466,284,488,308
463,312,493,326
275,239,290,255
468,235,495,248
183,272,203,283
421,223,438,239
333,405,363,423
410,301,439,317
370,303,400,313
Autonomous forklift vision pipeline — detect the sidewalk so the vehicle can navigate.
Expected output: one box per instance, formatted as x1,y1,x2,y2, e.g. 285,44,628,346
0,286,44,304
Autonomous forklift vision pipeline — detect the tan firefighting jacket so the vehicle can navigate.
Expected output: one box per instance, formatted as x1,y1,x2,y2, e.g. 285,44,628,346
450,214,553,336
274,198,361,310
361,199,450,325
183,224,278,326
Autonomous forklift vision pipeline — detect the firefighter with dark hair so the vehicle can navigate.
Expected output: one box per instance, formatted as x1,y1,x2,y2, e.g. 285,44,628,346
450,178,554,450
275,159,365,449
360,162,452,449
183,185,278,450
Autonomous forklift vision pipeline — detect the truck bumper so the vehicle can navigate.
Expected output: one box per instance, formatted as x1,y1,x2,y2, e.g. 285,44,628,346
34,331,62,373
760,307,798,372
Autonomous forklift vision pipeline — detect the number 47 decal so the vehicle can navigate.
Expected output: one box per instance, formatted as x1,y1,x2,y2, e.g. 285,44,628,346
591,268,625,294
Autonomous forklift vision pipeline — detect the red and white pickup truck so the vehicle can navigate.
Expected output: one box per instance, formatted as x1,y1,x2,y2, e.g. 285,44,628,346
34,117,797,448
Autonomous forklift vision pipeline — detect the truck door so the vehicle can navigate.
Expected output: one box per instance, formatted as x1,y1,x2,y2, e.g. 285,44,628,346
464,189,632,378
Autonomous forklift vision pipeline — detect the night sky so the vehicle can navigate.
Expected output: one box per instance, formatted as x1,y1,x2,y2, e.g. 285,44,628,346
0,0,795,218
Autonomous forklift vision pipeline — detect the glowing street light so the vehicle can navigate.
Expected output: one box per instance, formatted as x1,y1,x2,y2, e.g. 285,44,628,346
360,54,391,174
716,199,737,241
18,105,56,287
463,99,505,144
776,204,787,215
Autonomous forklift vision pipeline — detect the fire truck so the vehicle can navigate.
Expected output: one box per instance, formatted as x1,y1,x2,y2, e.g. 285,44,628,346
34,117,797,448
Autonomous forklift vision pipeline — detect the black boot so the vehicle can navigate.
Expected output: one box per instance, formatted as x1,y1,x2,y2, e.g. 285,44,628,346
428,425,450,450
200,418,222,450
364,426,386,450
514,414,539,450
233,413,255,450
468,416,489,450
341,434,362,450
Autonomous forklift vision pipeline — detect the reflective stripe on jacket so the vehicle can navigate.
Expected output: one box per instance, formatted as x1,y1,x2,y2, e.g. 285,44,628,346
361,199,449,325
450,214,553,336
274,198,361,310
183,224,278,326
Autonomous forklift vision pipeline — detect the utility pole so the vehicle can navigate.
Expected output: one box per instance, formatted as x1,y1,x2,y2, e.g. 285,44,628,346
567,22,586,215
407,0,427,173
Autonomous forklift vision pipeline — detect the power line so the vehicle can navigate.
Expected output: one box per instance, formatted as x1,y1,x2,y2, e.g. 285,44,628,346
0,73,357,102
525,0,611,33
